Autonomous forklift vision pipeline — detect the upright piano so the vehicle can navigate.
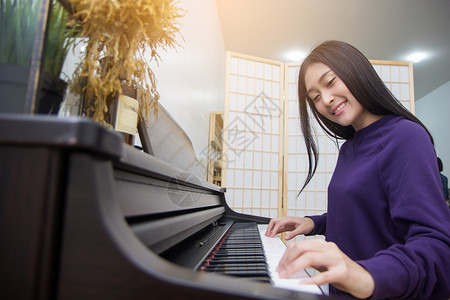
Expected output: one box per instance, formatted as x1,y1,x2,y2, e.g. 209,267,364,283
0,114,346,299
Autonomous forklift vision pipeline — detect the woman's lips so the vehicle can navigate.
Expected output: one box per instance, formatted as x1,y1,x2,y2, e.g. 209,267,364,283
332,101,347,116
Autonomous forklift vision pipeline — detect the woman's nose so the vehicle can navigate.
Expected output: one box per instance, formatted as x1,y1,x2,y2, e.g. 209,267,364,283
321,91,334,105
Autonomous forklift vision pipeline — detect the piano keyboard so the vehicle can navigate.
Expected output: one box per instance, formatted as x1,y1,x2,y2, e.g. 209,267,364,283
200,222,322,295
200,222,271,282
257,224,323,295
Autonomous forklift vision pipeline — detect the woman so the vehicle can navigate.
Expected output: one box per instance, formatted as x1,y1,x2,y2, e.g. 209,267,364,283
265,41,450,299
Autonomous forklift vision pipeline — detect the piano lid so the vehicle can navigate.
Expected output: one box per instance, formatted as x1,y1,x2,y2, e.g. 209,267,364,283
137,104,204,179
0,113,122,159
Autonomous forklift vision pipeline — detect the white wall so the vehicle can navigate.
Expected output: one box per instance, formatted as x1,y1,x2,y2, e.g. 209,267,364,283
151,0,226,160
415,81,450,178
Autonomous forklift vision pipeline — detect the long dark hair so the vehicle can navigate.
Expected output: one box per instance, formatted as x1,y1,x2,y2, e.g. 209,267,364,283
298,40,433,192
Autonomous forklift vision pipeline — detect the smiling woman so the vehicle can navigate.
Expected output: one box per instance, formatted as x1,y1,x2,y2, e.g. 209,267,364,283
266,40,450,299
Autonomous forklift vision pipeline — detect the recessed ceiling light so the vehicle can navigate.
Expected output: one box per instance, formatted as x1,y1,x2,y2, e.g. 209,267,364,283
285,50,307,62
406,52,429,63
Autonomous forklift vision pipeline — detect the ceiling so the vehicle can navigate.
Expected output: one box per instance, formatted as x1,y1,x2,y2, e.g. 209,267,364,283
216,0,450,100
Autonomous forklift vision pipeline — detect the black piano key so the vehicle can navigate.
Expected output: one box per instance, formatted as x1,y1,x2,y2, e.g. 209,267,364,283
220,240,261,245
206,263,267,270
220,240,261,243
228,232,259,237
199,222,271,283
228,233,259,236
220,269,269,277
210,256,266,263
217,245,261,249
213,254,265,259
205,263,267,270
209,259,266,266
206,269,269,277
214,250,264,256
216,246,263,251
207,266,268,273
215,247,263,251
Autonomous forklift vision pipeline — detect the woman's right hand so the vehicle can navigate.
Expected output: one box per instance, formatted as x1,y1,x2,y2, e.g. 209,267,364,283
265,216,315,240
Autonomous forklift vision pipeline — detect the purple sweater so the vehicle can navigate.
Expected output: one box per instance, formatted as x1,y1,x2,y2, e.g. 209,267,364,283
308,115,450,299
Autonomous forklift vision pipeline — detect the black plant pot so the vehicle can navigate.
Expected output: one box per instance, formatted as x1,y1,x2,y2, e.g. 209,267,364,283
36,72,67,115
0,63,28,113
0,63,67,115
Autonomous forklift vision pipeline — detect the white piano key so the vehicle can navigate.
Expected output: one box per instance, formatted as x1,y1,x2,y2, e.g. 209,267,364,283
257,224,323,295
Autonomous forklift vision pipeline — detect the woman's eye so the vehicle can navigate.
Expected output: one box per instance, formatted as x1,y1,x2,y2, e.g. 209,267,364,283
327,77,336,87
312,95,320,102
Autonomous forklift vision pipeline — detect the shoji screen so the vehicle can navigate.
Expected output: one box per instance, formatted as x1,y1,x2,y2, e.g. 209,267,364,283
222,52,284,218
223,53,415,229
371,60,415,113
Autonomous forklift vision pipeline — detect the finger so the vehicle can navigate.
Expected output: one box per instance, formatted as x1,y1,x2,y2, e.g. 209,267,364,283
279,251,323,278
265,219,276,236
265,218,284,237
267,218,289,237
269,221,286,237
285,225,305,240
277,240,329,276
300,271,334,287
274,220,299,237
282,240,327,260
277,242,310,276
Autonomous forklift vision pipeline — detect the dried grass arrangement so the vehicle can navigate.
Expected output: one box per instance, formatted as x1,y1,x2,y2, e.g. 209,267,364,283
69,0,184,123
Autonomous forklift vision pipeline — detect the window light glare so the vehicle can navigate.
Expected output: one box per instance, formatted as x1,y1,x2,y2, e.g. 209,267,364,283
285,51,307,62
406,52,428,63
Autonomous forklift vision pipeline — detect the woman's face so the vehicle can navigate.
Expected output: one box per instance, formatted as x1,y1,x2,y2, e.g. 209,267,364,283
304,62,380,131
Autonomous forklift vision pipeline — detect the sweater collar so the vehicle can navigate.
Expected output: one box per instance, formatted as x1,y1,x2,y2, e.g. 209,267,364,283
353,114,399,140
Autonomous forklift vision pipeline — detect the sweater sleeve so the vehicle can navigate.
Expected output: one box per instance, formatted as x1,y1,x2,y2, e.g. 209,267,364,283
358,122,450,299
305,213,327,236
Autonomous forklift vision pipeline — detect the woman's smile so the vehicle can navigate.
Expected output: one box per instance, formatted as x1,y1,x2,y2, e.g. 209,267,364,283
332,100,347,115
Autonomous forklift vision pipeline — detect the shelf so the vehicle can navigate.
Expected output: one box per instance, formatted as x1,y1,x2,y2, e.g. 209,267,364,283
211,140,222,151
207,111,224,185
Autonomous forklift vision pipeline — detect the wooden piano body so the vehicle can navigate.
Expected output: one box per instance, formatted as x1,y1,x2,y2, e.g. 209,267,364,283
0,114,345,300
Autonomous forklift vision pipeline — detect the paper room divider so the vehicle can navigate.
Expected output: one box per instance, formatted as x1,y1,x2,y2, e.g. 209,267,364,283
222,52,415,242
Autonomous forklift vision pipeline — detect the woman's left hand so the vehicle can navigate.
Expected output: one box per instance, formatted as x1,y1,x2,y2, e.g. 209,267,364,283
276,239,375,299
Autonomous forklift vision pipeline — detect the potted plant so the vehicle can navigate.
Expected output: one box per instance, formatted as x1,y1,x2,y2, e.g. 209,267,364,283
0,0,78,114
37,0,79,114
0,0,40,113
67,0,184,143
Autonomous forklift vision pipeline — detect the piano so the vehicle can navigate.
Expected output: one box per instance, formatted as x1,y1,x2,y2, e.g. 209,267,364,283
0,114,346,300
